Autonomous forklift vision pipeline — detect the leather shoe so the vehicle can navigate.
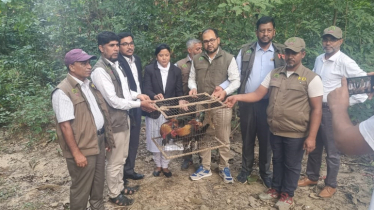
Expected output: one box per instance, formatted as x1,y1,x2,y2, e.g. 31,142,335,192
261,176,272,188
124,172,144,180
319,186,336,198
298,177,318,187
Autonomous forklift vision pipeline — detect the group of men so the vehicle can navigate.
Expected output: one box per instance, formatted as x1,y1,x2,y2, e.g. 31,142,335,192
52,15,373,210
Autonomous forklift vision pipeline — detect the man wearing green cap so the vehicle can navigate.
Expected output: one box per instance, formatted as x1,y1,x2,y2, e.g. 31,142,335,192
225,37,323,209
298,26,369,198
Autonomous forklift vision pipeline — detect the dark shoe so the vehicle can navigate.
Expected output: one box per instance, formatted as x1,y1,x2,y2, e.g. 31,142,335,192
153,170,161,177
109,194,134,206
236,170,250,184
124,172,144,180
261,176,272,188
121,185,140,195
163,171,172,178
181,159,193,171
298,177,318,187
123,179,129,186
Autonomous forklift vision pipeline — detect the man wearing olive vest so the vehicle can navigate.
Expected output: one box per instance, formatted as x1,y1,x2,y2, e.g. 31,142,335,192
188,28,240,183
176,38,202,170
91,31,155,206
235,16,286,186
225,37,323,209
52,49,115,210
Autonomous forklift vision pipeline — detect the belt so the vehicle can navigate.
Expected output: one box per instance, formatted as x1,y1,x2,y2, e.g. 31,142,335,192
322,102,329,108
97,127,105,135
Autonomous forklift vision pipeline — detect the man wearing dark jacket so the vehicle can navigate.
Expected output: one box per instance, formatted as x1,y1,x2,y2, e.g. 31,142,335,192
117,32,145,183
235,16,286,186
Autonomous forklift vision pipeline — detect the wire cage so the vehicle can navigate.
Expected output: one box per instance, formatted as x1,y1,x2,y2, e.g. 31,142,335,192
149,93,229,159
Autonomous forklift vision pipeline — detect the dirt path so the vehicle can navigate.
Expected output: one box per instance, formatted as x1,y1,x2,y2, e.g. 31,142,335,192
0,127,373,210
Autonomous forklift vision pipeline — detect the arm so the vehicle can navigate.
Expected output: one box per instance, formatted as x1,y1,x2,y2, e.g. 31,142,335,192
91,67,140,110
344,57,369,104
59,121,87,167
328,77,373,155
188,61,197,95
222,58,240,95
303,96,322,154
175,67,184,97
225,85,268,108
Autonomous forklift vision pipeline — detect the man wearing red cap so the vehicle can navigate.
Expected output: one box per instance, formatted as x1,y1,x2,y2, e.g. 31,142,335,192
52,49,114,210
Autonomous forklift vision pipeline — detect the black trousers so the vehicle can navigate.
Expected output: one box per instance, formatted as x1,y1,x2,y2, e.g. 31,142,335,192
124,107,142,176
270,133,305,197
306,107,340,188
239,100,272,178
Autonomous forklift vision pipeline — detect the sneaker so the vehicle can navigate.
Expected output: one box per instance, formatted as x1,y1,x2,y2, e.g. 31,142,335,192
259,188,280,201
190,166,212,181
219,167,234,184
275,193,294,209
236,170,250,184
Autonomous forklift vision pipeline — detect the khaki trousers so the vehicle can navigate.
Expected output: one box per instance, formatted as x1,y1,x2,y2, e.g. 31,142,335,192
106,119,130,198
66,134,105,210
200,107,232,170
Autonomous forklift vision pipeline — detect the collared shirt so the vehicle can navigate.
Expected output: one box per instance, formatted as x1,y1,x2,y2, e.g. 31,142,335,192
52,74,104,130
313,50,367,105
123,55,141,95
91,58,141,111
236,42,275,93
157,62,171,92
188,49,240,95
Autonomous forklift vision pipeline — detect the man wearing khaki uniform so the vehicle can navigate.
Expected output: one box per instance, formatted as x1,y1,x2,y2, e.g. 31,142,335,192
226,37,323,209
188,28,240,183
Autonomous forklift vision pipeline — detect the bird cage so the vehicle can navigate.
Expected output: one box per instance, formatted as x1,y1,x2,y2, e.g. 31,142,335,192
149,93,229,159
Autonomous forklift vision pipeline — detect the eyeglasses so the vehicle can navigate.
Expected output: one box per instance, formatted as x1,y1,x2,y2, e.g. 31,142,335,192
120,42,135,47
203,38,217,45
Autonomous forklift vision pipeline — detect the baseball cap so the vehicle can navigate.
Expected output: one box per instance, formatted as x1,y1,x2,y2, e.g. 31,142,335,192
322,26,342,39
64,49,97,67
284,37,306,52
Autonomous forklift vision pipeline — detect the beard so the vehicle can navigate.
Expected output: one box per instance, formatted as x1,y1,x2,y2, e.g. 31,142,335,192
258,36,273,46
205,45,218,54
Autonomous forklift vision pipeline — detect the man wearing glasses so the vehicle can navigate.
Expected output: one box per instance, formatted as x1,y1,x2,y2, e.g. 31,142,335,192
188,28,240,183
298,26,369,198
235,16,286,187
117,32,145,184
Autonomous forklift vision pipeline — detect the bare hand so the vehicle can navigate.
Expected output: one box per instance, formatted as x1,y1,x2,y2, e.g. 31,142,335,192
141,100,156,113
212,86,227,101
137,94,151,101
303,136,316,155
179,100,189,111
154,93,164,100
224,95,238,108
189,88,197,95
74,153,87,167
327,77,349,112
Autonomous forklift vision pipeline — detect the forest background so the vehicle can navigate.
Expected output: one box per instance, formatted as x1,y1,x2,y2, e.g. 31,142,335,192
0,0,373,142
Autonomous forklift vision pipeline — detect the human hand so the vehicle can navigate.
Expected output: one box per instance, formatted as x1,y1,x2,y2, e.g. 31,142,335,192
212,88,227,102
154,93,164,100
74,153,87,167
189,88,197,95
141,100,156,113
137,94,151,101
224,95,238,108
179,100,189,111
327,77,349,112
303,136,316,155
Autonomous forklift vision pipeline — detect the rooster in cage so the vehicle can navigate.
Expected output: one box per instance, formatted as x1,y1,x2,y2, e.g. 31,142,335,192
160,118,179,146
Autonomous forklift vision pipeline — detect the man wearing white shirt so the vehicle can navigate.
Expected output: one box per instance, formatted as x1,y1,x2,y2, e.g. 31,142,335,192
117,32,145,182
91,31,155,206
327,76,374,209
188,28,240,183
299,26,369,198
52,49,114,210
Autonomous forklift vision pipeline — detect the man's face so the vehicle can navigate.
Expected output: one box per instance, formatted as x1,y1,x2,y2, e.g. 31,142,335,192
202,30,220,54
188,43,202,57
99,40,119,62
119,36,135,57
256,22,275,46
285,49,305,68
322,35,343,55
69,60,92,81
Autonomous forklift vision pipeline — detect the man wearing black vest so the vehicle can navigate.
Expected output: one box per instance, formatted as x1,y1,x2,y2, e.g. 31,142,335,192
117,32,145,183
235,16,286,187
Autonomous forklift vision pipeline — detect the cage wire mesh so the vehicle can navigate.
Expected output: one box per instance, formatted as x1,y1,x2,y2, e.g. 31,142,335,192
150,93,229,159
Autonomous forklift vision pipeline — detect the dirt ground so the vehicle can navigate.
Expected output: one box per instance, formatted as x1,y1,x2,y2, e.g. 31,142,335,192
0,126,373,210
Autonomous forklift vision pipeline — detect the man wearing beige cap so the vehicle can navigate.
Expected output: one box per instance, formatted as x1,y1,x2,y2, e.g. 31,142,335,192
298,26,369,198
52,49,115,210
225,37,323,209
